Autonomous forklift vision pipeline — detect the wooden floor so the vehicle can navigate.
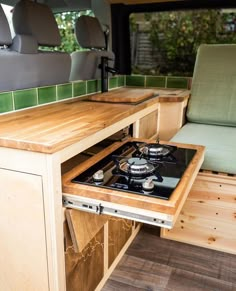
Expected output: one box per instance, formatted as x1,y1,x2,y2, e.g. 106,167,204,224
102,225,236,291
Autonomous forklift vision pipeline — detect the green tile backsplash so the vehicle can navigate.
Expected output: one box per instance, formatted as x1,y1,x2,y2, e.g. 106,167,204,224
126,75,145,87
146,76,166,88
0,92,13,113
14,89,37,110
109,77,118,89
87,80,99,94
57,83,73,100
166,77,188,89
118,75,125,87
0,75,191,115
73,81,86,97
38,86,56,104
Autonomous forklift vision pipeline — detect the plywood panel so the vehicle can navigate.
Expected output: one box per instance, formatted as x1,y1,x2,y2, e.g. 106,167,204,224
65,209,109,252
0,169,49,291
65,223,104,291
161,172,236,255
138,109,158,139
108,217,133,267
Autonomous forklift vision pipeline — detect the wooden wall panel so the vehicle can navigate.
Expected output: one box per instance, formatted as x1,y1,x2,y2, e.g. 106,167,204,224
161,172,236,255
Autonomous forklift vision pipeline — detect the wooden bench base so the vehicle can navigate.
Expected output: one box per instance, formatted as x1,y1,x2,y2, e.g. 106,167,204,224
161,171,236,255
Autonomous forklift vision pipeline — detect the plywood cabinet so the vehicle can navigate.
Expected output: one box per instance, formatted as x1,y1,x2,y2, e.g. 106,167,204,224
0,168,49,291
64,210,138,291
134,109,159,139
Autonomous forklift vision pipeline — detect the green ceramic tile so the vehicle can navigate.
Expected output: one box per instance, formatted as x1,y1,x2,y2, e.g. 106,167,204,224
0,92,13,113
73,81,86,97
87,80,99,94
14,89,37,110
167,77,188,89
109,77,118,89
38,86,56,104
126,75,145,87
57,83,72,100
146,76,166,88
97,79,101,92
118,75,125,87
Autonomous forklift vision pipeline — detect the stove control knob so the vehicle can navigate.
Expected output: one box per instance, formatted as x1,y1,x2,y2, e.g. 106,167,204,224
93,170,104,183
142,177,154,191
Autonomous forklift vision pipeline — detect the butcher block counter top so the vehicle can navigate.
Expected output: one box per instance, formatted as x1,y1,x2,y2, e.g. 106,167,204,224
0,88,190,154
0,90,158,154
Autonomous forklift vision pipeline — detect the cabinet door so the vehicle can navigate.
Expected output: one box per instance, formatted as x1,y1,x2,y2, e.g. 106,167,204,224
0,169,49,291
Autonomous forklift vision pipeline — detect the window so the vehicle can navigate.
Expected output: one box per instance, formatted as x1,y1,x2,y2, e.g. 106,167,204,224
1,4,14,37
54,10,94,53
130,9,236,76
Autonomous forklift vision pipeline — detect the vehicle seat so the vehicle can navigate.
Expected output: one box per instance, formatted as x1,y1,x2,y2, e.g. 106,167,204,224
70,15,115,81
171,44,236,174
12,0,71,87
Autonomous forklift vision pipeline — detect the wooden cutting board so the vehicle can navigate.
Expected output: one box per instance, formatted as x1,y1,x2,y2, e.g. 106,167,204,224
87,88,155,103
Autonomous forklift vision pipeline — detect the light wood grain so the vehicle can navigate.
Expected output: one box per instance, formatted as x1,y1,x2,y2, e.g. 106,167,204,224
0,169,49,291
0,94,159,154
0,88,189,154
86,88,154,103
65,209,109,253
161,172,236,254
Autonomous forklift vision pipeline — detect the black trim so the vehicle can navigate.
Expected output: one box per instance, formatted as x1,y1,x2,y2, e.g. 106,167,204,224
111,0,236,74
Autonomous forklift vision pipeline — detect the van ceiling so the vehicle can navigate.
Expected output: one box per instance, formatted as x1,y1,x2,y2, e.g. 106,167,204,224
0,0,92,12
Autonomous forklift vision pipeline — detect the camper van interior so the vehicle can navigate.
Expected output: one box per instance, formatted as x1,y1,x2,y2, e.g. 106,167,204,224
0,0,235,290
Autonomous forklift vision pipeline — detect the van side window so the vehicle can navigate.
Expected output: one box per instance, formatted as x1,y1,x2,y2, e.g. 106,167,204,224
51,10,94,53
1,4,14,38
130,9,236,76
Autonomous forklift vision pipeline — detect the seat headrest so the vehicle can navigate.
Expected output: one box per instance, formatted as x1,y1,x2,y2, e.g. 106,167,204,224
75,15,106,49
13,0,61,47
0,4,12,46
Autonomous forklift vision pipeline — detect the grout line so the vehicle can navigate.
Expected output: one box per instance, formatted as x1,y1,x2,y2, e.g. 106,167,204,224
12,91,15,111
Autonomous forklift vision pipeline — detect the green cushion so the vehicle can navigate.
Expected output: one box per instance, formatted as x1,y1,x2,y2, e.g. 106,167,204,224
171,123,236,174
187,44,236,126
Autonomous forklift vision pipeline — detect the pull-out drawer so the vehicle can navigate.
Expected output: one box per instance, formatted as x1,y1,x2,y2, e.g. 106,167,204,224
62,138,204,228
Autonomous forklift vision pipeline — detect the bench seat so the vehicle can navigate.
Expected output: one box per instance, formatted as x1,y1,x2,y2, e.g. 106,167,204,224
171,123,236,174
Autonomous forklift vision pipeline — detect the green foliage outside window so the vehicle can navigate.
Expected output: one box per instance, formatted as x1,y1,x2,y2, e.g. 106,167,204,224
55,10,94,53
130,10,236,76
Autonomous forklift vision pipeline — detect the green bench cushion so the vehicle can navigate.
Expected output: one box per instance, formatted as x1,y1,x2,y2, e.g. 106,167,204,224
171,123,236,174
187,44,236,126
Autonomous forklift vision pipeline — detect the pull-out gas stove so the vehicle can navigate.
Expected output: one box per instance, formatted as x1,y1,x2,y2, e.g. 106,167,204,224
71,141,196,200
63,139,204,228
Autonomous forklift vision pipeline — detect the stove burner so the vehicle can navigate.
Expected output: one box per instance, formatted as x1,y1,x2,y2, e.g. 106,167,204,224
120,157,155,176
140,143,176,158
112,155,163,182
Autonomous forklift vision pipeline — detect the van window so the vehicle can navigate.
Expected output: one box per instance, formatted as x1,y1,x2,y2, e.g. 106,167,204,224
130,9,236,76
54,10,94,53
1,4,14,37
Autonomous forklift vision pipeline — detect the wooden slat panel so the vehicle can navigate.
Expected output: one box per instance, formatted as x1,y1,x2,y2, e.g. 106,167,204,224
161,172,236,255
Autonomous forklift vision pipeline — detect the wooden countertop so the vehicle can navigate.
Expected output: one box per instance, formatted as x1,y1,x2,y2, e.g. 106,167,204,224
0,88,189,154
0,94,158,154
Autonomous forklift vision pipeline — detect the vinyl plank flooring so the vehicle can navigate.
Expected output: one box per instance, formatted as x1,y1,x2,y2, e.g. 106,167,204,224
102,225,236,291
165,268,235,291
105,254,171,290
126,225,236,283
